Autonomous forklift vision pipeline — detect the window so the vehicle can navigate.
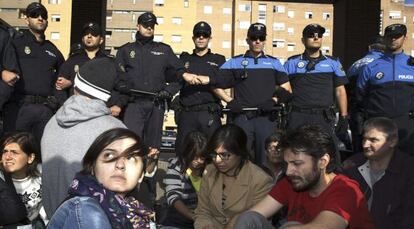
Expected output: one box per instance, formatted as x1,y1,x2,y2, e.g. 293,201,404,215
403,16,407,23
272,39,285,48
287,43,295,52
323,12,330,20
322,46,330,54
239,4,251,12
131,32,136,40
154,34,164,42
155,0,164,7
287,11,294,18
171,35,182,43
172,17,182,25
324,29,331,37
239,21,250,29
223,8,232,15
105,31,112,40
237,40,248,47
222,41,231,49
305,12,313,19
273,22,285,31
258,4,266,24
389,11,401,19
50,32,60,40
106,11,113,20
51,14,60,22
287,27,294,35
411,50,414,56
184,0,189,8
223,24,231,32
18,9,26,19
204,6,213,14
156,17,164,24
48,0,61,4
273,5,285,13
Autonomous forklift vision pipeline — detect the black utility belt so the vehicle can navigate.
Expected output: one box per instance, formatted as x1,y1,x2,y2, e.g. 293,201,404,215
291,106,333,115
182,103,221,112
22,95,50,104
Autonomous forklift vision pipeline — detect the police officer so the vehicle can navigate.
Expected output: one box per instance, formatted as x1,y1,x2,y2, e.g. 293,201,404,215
357,23,414,157
2,2,64,143
192,23,292,165
55,22,109,107
284,24,348,144
174,21,227,155
115,12,197,150
347,35,385,153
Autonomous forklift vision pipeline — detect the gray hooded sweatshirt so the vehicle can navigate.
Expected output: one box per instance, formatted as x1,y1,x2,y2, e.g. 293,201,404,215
41,95,125,217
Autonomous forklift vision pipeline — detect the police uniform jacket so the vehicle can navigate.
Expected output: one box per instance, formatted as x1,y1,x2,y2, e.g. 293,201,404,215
357,52,414,118
284,52,348,109
115,36,185,97
348,50,383,78
179,49,225,107
211,51,289,108
8,31,64,97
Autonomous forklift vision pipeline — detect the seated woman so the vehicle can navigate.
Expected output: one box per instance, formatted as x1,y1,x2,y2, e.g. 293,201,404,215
263,132,285,183
47,128,155,229
162,131,208,229
194,124,273,229
1,132,45,226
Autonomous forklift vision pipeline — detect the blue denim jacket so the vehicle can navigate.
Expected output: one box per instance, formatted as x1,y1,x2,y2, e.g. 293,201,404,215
47,196,111,229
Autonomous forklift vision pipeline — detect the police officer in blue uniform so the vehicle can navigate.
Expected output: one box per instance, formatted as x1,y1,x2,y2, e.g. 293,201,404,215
357,24,414,157
347,35,385,153
2,2,64,143
284,24,348,142
198,23,292,165
174,21,227,155
115,12,197,151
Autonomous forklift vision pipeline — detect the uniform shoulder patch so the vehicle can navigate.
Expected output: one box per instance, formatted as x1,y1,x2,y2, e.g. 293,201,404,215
287,54,301,60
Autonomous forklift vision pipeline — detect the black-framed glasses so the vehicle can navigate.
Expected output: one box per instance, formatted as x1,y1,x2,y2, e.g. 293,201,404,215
305,33,323,39
28,11,48,20
249,36,266,42
194,32,210,38
208,151,232,161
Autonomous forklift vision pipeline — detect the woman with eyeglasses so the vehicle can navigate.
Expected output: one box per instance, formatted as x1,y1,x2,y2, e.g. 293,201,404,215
263,132,285,183
47,128,155,229
194,124,273,229
161,131,208,229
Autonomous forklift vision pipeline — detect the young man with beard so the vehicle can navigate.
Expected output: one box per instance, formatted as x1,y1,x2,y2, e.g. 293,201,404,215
343,117,414,229
284,24,348,148
357,23,414,157
235,125,374,229
55,22,110,106
2,2,64,142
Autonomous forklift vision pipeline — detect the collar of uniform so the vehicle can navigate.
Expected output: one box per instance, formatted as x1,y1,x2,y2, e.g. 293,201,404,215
25,30,46,44
191,48,211,56
384,50,406,59
301,51,326,62
80,49,107,59
243,50,267,59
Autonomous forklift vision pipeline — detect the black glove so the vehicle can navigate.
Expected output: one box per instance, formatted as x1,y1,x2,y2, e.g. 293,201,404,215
274,87,293,104
258,99,276,112
156,90,172,100
336,115,349,135
226,100,243,113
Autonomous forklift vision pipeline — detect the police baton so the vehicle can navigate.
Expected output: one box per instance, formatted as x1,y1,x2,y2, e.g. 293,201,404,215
129,89,157,97
222,106,282,113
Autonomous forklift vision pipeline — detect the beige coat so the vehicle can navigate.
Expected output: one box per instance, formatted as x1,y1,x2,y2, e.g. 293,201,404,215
194,161,273,229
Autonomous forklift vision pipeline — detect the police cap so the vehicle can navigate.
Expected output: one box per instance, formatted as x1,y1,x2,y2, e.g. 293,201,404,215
193,21,211,37
384,23,407,38
247,23,267,38
82,22,102,36
138,12,158,26
302,24,325,37
26,2,48,20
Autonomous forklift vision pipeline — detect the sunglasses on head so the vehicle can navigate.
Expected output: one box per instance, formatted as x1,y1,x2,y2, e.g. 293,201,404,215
305,33,323,39
194,32,210,38
249,36,266,42
28,11,48,20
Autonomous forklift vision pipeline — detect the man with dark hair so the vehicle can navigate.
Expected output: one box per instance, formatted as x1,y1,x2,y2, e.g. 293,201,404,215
235,125,374,229
357,23,414,157
2,2,64,142
344,117,414,229
347,35,385,153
